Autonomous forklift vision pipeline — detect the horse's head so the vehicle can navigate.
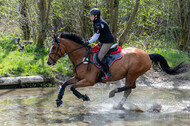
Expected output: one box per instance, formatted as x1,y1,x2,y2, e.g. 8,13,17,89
47,35,66,65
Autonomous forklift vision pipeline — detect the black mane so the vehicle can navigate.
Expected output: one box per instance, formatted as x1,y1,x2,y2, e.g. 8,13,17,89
60,32,84,45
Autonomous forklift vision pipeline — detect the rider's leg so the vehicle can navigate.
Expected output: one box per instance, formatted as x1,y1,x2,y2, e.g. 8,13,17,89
98,43,113,79
99,58,112,79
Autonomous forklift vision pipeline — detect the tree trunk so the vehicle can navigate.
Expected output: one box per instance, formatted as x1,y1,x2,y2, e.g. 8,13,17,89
20,0,30,40
110,0,119,42
188,1,190,53
0,76,53,85
102,0,119,42
178,0,189,51
81,0,91,40
36,0,52,46
118,0,140,46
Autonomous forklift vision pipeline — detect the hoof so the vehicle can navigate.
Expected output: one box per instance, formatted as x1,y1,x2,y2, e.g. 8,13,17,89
83,94,90,101
109,90,116,98
56,99,63,107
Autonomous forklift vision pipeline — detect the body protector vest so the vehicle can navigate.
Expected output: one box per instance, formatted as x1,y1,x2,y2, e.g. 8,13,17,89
93,19,115,43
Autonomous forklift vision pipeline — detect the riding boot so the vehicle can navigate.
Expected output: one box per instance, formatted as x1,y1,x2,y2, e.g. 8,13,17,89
100,59,112,79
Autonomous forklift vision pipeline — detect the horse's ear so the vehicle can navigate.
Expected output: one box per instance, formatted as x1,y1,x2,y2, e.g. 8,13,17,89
53,34,59,43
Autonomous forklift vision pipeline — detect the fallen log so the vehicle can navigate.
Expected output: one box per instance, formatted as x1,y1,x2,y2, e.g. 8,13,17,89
0,75,53,86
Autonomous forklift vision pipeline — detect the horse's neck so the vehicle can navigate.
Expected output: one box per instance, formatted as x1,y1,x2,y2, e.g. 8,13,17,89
62,39,87,66
69,48,87,66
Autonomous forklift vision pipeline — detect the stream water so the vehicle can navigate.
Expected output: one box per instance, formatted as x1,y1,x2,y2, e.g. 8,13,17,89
0,84,190,126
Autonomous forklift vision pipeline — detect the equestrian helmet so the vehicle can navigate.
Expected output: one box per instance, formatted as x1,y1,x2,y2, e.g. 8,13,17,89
88,8,101,17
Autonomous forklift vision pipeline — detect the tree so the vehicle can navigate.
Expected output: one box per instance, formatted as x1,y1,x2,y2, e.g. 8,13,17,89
80,0,91,40
19,0,30,40
118,0,140,46
110,0,119,41
101,0,119,42
36,0,52,46
178,0,189,51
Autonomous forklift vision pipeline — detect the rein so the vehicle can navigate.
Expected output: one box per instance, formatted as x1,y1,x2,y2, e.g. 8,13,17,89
74,46,94,73
62,46,84,58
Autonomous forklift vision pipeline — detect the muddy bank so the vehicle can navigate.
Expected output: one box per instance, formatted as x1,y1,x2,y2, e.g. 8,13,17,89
137,63,190,89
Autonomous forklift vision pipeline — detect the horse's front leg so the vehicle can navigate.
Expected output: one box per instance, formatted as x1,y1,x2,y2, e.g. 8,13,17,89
56,77,77,107
70,79,94,101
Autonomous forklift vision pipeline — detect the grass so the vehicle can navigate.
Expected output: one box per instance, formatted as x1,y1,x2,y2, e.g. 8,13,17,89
147,48,190,66
0,37,73,77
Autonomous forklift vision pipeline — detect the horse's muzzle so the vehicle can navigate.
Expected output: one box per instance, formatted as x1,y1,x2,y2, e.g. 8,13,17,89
47,60,56,65
47,61,51,65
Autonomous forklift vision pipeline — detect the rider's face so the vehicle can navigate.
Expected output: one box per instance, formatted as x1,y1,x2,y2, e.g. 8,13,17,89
90,15,95,21
90,15,97,21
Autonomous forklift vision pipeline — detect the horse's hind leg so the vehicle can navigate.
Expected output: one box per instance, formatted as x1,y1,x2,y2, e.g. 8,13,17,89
116,89,132,109
109,85,135,98
109,75,137,108
109,86,135,108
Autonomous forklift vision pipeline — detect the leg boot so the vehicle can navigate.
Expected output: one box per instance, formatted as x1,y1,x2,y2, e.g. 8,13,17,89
100,59,112,79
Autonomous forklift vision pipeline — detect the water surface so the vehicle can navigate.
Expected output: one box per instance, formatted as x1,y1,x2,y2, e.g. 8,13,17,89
0,84,190,126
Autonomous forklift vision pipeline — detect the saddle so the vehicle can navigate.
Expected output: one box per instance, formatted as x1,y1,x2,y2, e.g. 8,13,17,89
93,44,123,69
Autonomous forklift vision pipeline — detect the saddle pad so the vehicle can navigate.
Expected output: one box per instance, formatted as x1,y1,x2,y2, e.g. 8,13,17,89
93,51,123,69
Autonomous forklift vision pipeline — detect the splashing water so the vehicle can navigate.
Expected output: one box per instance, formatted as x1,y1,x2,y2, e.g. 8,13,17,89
0,84,190,126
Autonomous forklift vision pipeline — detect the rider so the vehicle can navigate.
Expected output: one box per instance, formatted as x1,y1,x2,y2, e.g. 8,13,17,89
85,8,114,79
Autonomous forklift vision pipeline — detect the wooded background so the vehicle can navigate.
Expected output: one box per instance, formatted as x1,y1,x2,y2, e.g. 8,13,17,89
0,0,190,51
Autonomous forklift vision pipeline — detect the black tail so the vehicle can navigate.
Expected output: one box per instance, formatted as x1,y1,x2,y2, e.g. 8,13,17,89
149,53,184,74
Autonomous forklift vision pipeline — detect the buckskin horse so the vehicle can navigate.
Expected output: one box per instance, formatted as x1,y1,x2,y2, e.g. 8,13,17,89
47,32,183,108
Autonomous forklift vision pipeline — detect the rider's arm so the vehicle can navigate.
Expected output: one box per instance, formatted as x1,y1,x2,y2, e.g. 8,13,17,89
89,33,100,43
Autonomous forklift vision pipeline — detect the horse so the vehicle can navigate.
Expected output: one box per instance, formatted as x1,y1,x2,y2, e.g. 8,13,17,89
47,32,183,108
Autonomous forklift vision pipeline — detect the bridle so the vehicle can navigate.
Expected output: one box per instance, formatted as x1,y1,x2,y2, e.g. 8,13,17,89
48,39,85,64
48,38,94,74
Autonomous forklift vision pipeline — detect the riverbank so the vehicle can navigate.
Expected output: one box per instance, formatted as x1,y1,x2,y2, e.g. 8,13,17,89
137,63,190,89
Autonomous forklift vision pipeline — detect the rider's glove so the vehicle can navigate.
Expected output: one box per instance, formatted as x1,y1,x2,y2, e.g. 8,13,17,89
83,41,89,46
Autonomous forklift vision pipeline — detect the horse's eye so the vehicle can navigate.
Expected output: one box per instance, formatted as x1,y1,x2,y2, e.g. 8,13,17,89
52,47,56,50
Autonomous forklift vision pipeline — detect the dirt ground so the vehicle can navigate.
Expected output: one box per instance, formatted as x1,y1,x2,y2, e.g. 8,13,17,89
137,63,190,89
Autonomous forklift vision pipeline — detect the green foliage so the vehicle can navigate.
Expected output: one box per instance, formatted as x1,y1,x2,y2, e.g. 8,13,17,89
0,34,18,50
125,33,179,51
55,58,73,76
0,35,72,77
148,48,190,66
1,0,189,50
